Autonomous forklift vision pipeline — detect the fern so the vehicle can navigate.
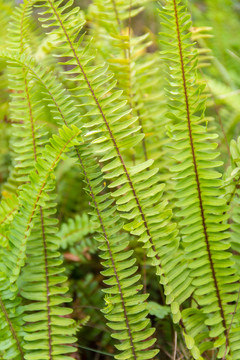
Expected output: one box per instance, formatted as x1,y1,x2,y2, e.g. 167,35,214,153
160,0,240,357
0,1,240,359
20,194,77,360
3,2,189,350
77,145,158,360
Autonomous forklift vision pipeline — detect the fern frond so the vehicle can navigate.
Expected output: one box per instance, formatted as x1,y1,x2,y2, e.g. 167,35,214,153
76,145,158,360
5,8,80,356
160,0,240,357
5,124,81,283
20,195,77,360
59,213,95,249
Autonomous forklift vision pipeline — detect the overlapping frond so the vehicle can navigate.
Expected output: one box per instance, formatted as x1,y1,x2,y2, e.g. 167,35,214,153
77,145,158,360
20,194,77,360
5,124,81,283
160,0,240,357
0,123,80,360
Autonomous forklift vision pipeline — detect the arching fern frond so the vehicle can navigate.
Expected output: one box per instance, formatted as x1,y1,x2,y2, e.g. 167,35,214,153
160,0,240,357
20,194,77,360
5,124,81,283
76,145,158,360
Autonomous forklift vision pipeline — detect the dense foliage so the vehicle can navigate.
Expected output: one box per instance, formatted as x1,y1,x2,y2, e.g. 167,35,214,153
0,0,240,359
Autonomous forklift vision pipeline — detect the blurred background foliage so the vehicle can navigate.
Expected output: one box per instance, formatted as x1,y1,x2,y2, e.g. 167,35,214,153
0,0,240,359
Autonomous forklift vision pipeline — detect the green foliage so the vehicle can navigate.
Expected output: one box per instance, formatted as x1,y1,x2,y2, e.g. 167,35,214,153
0,0,239,359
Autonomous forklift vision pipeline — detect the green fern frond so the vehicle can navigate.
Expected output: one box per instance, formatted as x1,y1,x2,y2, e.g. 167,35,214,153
77,145,158,360
5,124,81,283
0,123,80,359
160,0,240,357
59,213,96,249
4,8,80,356
20,195,77,360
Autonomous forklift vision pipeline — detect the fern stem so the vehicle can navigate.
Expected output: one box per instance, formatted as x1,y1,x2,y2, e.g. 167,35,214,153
47,0,162,276
75,147,138,360
172,0,228,344
0,297,24,359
